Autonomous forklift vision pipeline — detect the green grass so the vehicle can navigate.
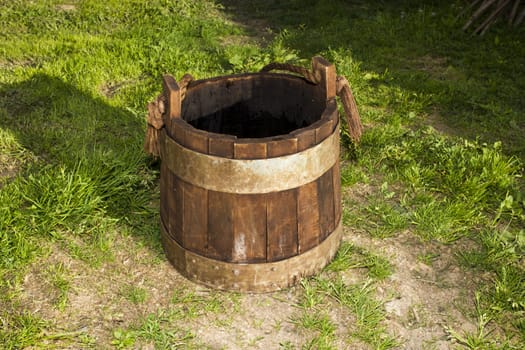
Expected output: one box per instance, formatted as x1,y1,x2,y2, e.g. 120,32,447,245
110,288,240,348
292,245,395,349
120,285,148,305
326,242,393,280
45,262,71,310
299,276,399,349
1,0,524,348
325,279,399,349
291,312,337,350
111,309,196,349
0,312,47,349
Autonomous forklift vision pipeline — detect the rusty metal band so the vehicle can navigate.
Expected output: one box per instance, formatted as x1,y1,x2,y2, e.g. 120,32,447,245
161,219,342,293
160,130,339,194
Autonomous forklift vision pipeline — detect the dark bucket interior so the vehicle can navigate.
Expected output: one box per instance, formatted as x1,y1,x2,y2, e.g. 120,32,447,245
182,75,325,138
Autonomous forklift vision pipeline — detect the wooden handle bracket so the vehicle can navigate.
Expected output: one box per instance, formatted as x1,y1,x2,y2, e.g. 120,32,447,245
311,56,336,101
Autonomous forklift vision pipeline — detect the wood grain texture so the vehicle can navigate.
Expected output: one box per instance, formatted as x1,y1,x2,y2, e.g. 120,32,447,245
162,74,181,118
267,189,298,262
317,168,335,241
315,118,335,143
171,176,184,245
291,126,317,152
170,118,187,146
208,133,236,158
267,137,298,157
184,127,209,154
234,139,268,159
161,218,343,292
325,100,339,125
332,159,342,225
297,180,320,254
312,56,336,100
207,191,234,261
232,195,267,263
161,224,187,275
162,74,181,137
182,182,208,255
159,161,168,232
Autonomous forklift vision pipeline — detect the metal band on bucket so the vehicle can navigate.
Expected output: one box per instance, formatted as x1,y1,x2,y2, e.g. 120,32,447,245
161,218,342,292
161,129,339,194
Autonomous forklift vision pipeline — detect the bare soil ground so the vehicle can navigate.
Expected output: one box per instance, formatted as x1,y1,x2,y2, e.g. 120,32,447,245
17,217,484,349
348,231,478,349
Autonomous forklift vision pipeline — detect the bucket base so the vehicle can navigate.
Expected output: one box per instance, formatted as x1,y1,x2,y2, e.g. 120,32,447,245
161,219,342,293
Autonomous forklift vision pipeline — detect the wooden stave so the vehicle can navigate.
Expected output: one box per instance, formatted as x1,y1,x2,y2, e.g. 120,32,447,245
160,158,342,264
161,217,343,293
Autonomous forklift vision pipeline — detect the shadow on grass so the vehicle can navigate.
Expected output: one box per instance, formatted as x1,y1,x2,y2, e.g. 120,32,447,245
219,0,525,160
0,73,162,256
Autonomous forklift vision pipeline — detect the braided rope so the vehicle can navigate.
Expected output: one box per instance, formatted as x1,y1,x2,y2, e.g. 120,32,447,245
178,73,194,101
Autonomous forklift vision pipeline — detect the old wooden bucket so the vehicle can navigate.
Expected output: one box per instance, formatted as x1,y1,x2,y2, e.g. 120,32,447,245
158,57,342,292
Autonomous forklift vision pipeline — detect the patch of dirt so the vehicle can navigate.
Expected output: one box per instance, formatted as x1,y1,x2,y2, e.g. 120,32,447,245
99,80,136,99
56,4,77,12
0,59,40,70
219,1,274,46
19,235,188,347
424,111,461,137
193,292,301,349
344,228,482,349
0,143,33,188
0,163,20,187
18,234,325,348
343,182,375,204
411,55,448,77
16,222,489,349
405,55,465,83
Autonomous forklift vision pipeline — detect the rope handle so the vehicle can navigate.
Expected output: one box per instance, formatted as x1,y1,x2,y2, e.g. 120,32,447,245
260,62,362,144
177,73,194,101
